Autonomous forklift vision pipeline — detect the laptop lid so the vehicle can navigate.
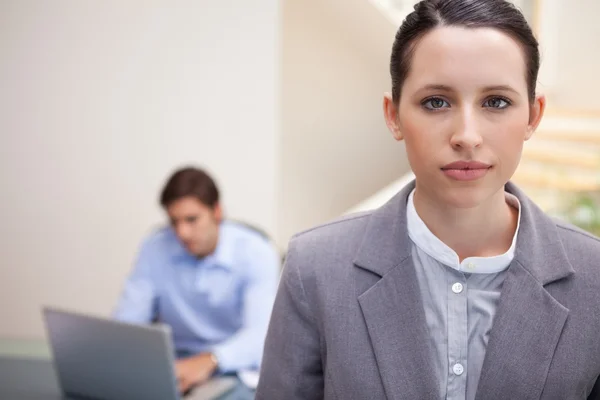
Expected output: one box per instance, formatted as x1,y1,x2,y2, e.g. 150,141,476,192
43,307,179,400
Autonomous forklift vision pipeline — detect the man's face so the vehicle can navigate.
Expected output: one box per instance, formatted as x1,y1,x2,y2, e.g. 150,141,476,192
166,196,222,257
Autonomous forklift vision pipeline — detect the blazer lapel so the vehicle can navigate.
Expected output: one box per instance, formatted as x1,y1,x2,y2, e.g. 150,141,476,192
358,261,439,400
354,182,439,400
475,183,574,400
474,261,569,400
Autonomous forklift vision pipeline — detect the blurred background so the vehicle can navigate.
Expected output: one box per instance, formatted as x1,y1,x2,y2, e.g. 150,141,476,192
0,0,598,340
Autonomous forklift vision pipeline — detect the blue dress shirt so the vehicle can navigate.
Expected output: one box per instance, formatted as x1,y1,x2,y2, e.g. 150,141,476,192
113,221,280,373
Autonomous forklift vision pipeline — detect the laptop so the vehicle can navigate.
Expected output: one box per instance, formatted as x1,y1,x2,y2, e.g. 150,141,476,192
42,307,237,400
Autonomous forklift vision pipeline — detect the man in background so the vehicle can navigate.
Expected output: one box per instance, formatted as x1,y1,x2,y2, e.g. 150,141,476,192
114,166,280,394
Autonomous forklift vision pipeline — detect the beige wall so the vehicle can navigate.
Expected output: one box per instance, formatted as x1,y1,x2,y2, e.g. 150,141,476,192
537,0,600,111
9,0,570,337
278,0,411,244
0,0,280,338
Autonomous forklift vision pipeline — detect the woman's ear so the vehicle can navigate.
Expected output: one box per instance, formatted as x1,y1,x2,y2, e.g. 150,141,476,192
383,93,404,141
526,94,546,141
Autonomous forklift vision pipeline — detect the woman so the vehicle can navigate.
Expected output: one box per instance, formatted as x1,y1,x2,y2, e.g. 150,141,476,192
257,0,600,399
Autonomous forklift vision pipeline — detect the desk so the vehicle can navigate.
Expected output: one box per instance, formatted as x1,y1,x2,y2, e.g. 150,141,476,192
0,338,254,400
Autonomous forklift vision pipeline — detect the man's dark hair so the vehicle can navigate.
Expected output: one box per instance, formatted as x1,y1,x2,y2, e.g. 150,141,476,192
159,166,220,208
391,0,539,103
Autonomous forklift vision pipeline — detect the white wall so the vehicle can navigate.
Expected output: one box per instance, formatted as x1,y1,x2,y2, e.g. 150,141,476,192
278,0,411,244
0,0,280,338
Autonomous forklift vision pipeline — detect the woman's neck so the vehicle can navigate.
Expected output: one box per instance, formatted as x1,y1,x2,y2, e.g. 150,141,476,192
413,186,518,262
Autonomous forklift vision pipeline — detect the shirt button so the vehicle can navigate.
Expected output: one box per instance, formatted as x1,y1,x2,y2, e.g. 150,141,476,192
453,363,464,376
451,282,463,294
467,262,476,270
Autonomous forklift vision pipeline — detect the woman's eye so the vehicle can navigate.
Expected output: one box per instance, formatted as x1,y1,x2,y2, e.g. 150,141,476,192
422,97,450,110
483,97,510,109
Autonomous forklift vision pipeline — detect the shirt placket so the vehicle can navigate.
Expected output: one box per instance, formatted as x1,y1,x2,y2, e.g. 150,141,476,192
446,271,468,400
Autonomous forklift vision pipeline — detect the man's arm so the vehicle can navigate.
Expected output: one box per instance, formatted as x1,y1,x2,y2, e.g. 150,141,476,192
210,239,280,372
113,238,159,324
255,240,324,400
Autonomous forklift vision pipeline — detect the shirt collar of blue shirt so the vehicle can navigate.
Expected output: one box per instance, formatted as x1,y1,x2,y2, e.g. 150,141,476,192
169,222,235,269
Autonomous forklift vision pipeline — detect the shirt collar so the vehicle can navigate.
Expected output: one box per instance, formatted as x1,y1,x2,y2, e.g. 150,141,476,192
406,188,521,274
208,222,235,269
169,222,235,269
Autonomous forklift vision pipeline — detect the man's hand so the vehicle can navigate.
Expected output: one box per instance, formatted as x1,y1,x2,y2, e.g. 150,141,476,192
175,352,218,394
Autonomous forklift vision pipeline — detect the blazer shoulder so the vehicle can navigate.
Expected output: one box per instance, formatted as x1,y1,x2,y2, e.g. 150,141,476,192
554,219,600,273
284,211,372,277
555,219,600,248
289,211,372,249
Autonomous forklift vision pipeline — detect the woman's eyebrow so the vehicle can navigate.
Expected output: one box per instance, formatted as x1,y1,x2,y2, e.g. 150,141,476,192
481,85,520,94
415,83,521,95
418,84,454,92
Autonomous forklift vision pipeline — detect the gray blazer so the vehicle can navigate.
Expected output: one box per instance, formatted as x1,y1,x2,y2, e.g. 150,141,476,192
256,181,600,400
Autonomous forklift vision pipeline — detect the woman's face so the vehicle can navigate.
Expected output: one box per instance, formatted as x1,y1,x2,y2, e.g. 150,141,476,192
384,26,545,209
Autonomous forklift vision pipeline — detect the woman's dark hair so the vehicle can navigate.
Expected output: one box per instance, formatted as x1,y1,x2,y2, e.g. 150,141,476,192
390,0,539,103
160,166,220,208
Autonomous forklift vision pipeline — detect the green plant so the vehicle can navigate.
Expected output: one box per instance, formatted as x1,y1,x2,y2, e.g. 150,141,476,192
560,191,600,237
